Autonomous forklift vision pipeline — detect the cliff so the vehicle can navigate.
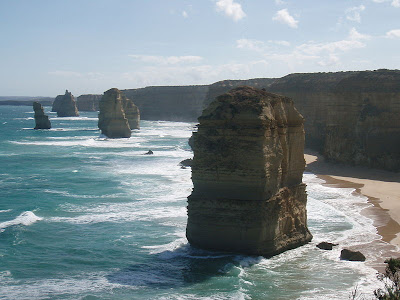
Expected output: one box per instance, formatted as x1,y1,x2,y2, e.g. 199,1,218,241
76,94,101,111
186,86,312,256
52,90,79,117
98,88,132,138
33,102,51,129
122,85,208,121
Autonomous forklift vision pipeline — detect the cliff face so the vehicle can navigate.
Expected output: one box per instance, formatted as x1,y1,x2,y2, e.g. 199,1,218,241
33,102,51,129
121,94,140,130
76,94,101,111
203,70,400,171
186,86,312,256
122,85,208,121
98,88,132,138
52,90,79,117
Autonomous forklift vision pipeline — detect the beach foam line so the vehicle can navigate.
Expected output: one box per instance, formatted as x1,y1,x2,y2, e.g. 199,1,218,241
0,211,42,232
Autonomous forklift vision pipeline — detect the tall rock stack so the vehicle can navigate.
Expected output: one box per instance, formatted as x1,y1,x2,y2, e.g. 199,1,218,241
52,90,79,117
33,102,51,129
186,86,312,256
121,94,140,130
98,88,133,138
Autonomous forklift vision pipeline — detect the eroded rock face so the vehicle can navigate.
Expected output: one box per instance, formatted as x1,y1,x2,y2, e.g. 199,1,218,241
98,88,132,138
33,102,51,129
187,86,312,256
52,90,79,117
121,94,140,130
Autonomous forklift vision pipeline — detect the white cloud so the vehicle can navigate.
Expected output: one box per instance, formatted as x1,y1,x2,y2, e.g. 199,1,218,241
345,5,365,23
272,9,298,28
386,29,400,38
129,55,203,65
215,0,246,21
182,11,188,18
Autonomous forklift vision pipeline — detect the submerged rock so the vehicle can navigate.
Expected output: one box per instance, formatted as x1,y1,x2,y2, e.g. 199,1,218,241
33,102,51,129
186,86,312,257
98,88,132,138
316,242,338,250
52,90,79,117
340,249,366,262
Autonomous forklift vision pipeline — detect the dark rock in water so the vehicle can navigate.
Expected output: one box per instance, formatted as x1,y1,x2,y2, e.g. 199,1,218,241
52,90,79,117
33,102,51,129
316,242,337,250
179,159,193,167
186,86,312,257
144,150,153,155
340,249,366,261
98,88,131,139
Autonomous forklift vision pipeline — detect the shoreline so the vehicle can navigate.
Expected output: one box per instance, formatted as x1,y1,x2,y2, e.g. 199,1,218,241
305,150,400,268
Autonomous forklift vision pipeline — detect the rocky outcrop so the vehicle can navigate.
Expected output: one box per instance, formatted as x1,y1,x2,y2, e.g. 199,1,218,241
98,88,132,138
52,90,79,117
186,86,312,256
33,102,51,129
122,85,208,121
121,94,140,129
76,94,101,111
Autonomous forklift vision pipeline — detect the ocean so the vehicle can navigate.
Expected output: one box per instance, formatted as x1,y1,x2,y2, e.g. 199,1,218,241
0,105,387,299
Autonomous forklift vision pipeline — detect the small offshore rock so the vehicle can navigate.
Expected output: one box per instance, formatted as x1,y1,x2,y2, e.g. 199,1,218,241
340,249,366,262
316,242,337,250
33,102,51,129
179,159,193,167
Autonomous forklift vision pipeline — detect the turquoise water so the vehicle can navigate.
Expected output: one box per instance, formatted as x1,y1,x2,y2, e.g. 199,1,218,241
0,106,383,299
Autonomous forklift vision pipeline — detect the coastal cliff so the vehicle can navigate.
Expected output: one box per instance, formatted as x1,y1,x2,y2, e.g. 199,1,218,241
98,88,133,138
122,85,208,121
33,102,51,129
186,86,312,256
52,90,79,117
76,94,101,111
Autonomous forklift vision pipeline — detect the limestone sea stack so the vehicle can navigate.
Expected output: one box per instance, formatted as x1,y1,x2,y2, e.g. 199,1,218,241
52,90,79,117
121,94,140,130
186,86,312,256
33,102,51,129
98,88,132,138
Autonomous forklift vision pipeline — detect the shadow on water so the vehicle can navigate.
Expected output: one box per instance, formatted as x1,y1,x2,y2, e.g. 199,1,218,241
106,244,263,288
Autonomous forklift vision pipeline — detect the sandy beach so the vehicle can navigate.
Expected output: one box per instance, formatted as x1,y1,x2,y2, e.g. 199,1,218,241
305,150,400,257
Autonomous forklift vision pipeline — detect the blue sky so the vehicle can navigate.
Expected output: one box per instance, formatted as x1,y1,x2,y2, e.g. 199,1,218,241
0,0,399,96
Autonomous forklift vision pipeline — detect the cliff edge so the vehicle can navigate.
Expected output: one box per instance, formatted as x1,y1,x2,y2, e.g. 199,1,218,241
186,86,312,256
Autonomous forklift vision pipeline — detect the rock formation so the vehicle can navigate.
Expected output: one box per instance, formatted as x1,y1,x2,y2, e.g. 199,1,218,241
121,94,140,129
76,94,102,111
186,86,312,256
98,88,132,138
52,90,79,117
33,102,51,129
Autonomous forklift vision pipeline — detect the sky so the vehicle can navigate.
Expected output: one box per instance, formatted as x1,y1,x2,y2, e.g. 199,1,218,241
0,0,399,96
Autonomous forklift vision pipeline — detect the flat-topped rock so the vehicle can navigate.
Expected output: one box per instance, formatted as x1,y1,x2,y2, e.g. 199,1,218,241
98,88,132,138
186,86,312,256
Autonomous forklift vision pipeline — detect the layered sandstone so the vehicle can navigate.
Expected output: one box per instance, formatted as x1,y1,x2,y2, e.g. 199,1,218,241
121,94,140,130
33,102,51,129
186,86,312,256
76,94,101,111
98,88,132,138
52,90,79,117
